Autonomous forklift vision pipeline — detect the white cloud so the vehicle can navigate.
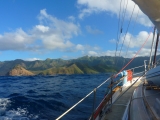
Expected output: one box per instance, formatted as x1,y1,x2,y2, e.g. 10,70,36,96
83,30,155,58
88,51,98,56
106,30,155,58
76,44,85,50
38,9,80,37
68,16,75,21
34,9,81,50
0,8,103,55
79,8,95,19
83,48,152,58
35,25,49,33
109,39,117,44
0,28,33,51
77,0,153,27
43,37,74,50
0,9,81,52
119,31,153,49
86,25,103,34
93,46,100,50
24,58,41,61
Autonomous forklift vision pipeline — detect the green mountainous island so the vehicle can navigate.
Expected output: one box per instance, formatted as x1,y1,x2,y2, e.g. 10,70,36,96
0,55,155,76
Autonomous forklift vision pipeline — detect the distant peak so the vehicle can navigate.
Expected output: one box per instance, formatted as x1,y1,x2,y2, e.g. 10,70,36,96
46,58,51,61
14,59,24,61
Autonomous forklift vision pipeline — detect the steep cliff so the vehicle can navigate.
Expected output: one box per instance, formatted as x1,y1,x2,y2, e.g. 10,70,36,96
7,65,34,76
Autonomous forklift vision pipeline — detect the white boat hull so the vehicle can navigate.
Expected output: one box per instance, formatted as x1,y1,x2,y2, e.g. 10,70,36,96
145,65,160,86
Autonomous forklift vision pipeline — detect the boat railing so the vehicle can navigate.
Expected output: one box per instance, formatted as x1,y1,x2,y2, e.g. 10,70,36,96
55,65,146,120
127,65,145,71
56,76,111,120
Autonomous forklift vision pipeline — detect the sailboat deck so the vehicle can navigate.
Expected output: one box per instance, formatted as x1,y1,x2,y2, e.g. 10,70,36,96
102,77,142,120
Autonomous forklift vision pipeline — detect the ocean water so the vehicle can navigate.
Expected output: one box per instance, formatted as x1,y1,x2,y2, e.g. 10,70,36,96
0,74,110,120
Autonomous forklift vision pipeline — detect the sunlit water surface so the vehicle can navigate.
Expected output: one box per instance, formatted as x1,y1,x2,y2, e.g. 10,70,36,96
0,74,110,120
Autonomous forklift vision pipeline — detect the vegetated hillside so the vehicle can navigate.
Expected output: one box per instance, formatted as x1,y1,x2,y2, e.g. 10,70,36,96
26,58,69,71
6,65,34,76
38,63,84,75
73,56,129,70
0,58,69,76
0,55,154,76
38,62,116,75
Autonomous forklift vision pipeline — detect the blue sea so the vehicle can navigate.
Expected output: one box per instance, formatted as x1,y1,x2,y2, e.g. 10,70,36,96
0,74,110,120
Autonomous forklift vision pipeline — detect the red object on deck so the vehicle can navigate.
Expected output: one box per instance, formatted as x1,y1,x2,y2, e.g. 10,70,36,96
127,70,132,81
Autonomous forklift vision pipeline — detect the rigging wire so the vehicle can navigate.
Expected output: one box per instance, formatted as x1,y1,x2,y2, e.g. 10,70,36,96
116,3,135,66
120,0,129,33
115,0,128,66
115,0,126,65
114,27,153,78
122,7,139,67
115,0,123,63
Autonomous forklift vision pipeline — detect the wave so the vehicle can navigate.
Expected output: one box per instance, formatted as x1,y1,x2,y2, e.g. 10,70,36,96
0,74,110,119
0,98,33,120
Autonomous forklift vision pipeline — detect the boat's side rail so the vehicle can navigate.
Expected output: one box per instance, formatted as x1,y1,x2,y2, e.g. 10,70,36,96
56,77,111,120
133,71,144,77
131,65,146,77
127,65,145,71
55,65,145,120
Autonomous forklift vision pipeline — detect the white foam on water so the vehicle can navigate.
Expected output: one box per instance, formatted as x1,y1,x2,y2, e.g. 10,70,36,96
0,98,38,120
0,98,10,116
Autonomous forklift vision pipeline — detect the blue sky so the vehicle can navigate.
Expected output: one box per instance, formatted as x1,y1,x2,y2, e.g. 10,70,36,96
0,0,155,61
